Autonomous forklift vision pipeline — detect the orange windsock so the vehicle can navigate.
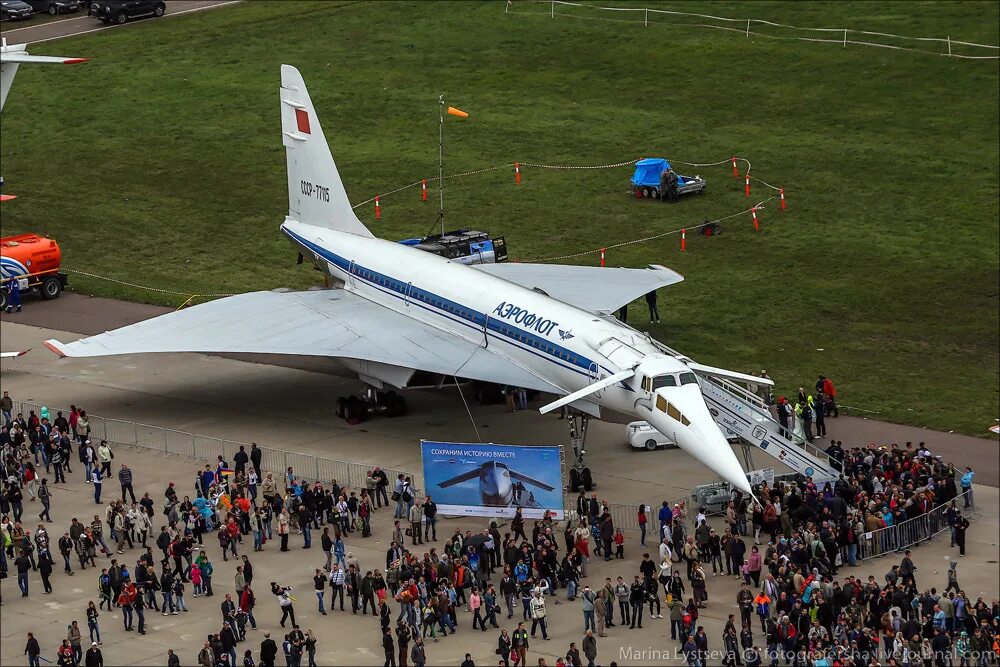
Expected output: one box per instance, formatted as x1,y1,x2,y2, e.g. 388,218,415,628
447,107,469,118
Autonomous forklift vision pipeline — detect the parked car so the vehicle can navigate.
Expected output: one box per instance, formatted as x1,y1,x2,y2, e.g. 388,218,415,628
0,0,34,20
626,420,677,451
25,0,80,14
89,0,164,23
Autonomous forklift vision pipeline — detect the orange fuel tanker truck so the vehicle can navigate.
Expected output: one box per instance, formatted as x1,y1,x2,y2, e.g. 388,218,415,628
1,233,67,310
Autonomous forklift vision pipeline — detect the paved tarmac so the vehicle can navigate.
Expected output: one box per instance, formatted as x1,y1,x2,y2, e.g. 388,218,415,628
0,1,238,44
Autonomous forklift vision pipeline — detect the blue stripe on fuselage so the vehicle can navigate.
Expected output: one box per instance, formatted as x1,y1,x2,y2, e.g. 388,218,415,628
282,227,599,379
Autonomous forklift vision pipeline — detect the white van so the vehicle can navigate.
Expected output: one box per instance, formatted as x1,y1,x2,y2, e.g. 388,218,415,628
626,421,677,451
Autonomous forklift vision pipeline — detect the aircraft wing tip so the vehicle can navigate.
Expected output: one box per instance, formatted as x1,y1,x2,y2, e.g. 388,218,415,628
63,58,88,65
43,340,67,358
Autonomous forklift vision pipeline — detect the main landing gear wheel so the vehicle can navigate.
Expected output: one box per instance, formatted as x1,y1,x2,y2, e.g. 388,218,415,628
566,411,595,492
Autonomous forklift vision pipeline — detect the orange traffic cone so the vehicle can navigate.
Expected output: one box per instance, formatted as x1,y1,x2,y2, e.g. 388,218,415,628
681,228,686,252
744,173,751,197
779,188,786,210
731,156,738,178
421,179,427,202
375,195,381,220
515,162,521,185
600,248,606,267
751,207,759,231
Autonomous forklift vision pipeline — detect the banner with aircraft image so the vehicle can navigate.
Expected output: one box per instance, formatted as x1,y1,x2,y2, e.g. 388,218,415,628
420,441,564,520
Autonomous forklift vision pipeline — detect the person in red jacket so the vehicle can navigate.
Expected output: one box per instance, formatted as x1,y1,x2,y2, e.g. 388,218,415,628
817,375,838,417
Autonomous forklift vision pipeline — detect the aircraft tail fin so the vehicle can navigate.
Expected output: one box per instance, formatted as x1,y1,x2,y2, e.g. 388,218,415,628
280,64,373,238
0,61,19,112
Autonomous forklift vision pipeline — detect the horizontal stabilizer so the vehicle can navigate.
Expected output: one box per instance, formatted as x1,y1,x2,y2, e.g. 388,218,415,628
0,54,87,65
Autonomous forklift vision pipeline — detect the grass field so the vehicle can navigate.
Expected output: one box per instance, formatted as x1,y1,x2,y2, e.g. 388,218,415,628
0,1,997,435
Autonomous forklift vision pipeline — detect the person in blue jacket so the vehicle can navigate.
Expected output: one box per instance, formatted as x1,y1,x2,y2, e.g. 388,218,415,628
5,278,22,313
960,467,974,508
658,502,673,539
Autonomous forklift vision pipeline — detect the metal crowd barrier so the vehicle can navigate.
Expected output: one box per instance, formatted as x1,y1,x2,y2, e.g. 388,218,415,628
564,495,689,532
857,489,974,561
10,400,413,492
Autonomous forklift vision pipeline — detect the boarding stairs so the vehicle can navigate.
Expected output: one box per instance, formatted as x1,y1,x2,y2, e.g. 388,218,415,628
648,337,839,484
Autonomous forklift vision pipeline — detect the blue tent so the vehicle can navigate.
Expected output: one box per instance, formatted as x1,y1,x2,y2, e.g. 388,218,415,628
631,157,689,187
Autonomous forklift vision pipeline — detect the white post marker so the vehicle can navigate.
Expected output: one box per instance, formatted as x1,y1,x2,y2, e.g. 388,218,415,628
746,18,750,38
843,28,848,47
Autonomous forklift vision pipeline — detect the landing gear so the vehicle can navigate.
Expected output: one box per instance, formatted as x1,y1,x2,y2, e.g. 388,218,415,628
565,411,595,492
335,386,407,423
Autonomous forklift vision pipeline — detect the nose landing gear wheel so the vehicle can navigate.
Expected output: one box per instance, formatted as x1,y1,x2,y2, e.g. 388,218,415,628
565,411,595,492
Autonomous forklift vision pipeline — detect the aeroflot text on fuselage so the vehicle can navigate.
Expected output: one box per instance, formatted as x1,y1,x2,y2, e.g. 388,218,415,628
492,301,559,336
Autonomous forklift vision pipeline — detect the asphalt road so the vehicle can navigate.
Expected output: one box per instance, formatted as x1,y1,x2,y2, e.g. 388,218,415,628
0,0,238,44
2,291,997,486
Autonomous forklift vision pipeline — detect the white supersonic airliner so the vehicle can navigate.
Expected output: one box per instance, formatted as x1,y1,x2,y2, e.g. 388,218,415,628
44,65,772,495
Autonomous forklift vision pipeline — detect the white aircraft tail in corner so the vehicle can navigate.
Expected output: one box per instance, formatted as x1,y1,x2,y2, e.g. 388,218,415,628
0,40,87,112
280,64,373,238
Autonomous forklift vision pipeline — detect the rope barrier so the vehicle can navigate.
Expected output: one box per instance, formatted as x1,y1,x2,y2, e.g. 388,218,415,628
526,196,776,263
60,154,782,300
350,158,645,209
62,268,234,308
509,0,999,59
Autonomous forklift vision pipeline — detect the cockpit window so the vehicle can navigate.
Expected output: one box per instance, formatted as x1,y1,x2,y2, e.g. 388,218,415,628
679,372,698,386
651,375,677,390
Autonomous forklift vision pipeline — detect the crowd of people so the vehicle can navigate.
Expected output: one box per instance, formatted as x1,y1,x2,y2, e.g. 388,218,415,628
0,394,997,667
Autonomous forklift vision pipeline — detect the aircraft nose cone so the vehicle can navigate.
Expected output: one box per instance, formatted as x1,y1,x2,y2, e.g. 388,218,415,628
648,390,751,495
